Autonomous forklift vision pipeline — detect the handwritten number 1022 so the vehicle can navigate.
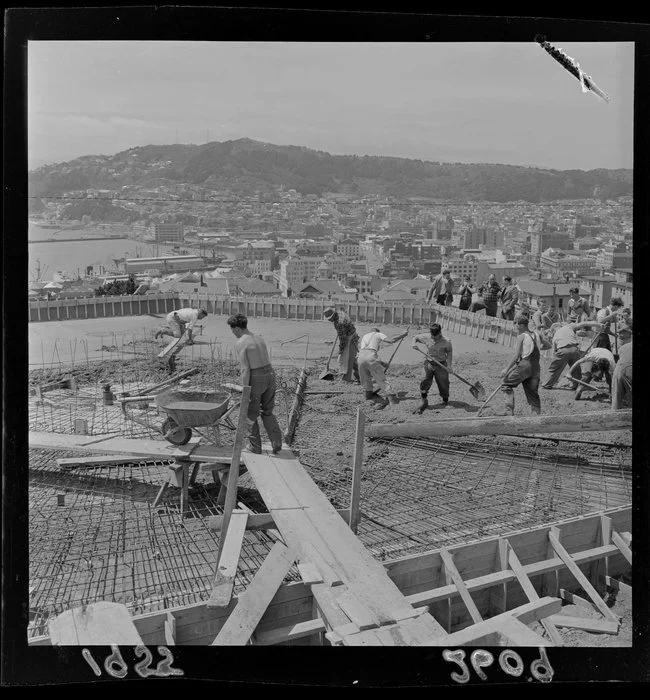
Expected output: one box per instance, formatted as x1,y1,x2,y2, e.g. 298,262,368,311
82,645,184,678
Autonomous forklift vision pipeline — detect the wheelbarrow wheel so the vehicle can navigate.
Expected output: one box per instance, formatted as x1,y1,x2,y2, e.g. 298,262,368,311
161,418,192,445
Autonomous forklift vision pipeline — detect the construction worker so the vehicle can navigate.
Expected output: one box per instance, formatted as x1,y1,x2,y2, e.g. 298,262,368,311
457,275,476,311
358,327,408,406
469,274,501,317
426,268,454,306
566,347,616,401
541,320,604,390
227,313,283,454
566,286,592,323
155,307,207,344
323,307,361,383
595,296,624,353
499,314,552,416
611,322,632,410
499,275,519,321
413,323,453,413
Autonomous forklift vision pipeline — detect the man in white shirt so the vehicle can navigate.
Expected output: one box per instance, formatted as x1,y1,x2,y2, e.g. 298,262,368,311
426,269,454,306
541,320,603,390
499,315,551,416
566,347,616,401
566,287,592,323
156,307,208,344
358,327,408,406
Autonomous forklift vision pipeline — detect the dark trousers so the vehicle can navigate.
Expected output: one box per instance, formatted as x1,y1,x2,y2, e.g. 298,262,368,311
501,307,516,321
542,346,583,389
436,294,447,306
459,296,472,311
594,332,612,352
502,359,541,414
247,366,283,452
469,300,497,317
420,361,450,401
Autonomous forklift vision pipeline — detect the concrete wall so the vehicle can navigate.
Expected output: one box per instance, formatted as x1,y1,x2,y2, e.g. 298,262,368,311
28,293,180,322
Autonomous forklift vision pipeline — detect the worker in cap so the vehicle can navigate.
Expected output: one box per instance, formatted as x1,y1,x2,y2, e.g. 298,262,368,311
358,327,408,407
499,276,518,321
323,307,360,383
412,322,453,414
611,320,632,410
499,314,551,416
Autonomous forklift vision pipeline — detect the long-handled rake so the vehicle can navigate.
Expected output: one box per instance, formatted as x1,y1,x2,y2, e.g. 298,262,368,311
413,346,486,400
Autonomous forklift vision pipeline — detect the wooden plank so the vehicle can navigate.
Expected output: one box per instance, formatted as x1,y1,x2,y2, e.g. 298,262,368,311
49,602,143,646
366,409,632,439
212,541,296,646
612,530,632,565
217,385,251,564
489,538,509,616
508,543,563,646
312,583,353,631
349,408,366,534
56,454,154,469
493,616,553,647
548,531,619,624
207,510,249,608
253,618,326,646
438,597,561,646
29,431,202,459
559,588,598,613
439,547,482,624
336,589,379,630
206,508,350,533
605,576,632,595
590,514,611,596
301,541,344,587
548,615,619,634
296,561,323,586
158,335,186,358
164,612,176,645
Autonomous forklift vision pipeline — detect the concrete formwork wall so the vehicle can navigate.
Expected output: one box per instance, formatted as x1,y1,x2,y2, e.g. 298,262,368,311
28,293,180,322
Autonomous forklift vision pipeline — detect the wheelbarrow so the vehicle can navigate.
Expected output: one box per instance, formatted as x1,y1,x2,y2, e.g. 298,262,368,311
156,388,240,446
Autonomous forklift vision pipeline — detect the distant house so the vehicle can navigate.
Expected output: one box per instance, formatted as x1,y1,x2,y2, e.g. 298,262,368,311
517,280,574,312
378,277,431,302
229,277,279,297
297,279,346,298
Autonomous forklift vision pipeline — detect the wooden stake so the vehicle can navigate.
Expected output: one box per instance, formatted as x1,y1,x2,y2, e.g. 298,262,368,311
349,408,366,534
217,385,251,565
284,367,308,445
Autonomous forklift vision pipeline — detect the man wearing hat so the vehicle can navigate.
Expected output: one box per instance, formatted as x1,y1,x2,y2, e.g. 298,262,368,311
323,307,361,383
611,321,633,410
499,276,519,321
499,314,552,416
412,323,453,413
426,268,454,306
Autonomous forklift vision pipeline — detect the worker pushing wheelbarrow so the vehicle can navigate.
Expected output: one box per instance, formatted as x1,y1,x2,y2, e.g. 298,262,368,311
156,388,240,445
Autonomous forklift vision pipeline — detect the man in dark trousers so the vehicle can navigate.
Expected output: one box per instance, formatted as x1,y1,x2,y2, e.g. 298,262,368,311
457,275,476,311
499,314,552,416
426,269,454,306
412,323,453,413
499,276,519,321
227,313,283,454
470,273,501,317
323,307,361,383
541,320,603,390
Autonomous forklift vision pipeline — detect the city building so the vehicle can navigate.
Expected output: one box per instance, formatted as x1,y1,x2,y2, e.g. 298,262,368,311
154,222,184,243
578,275,615,310
124,255,205,274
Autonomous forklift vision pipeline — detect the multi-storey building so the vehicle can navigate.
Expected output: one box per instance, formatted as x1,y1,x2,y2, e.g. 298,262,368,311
578,275,615,309
445,257,479,284
336,238,361,260
530,231,573,256
540,252,596,277
154,222,184,243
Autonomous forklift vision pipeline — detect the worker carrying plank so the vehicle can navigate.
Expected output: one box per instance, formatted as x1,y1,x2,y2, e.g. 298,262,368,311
155,307,207,345
412,323,453,414
358,327,408,407
227,313,283,454
499,314,551,416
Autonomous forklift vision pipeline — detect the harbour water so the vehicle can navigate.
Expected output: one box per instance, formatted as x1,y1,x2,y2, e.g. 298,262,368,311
28,224,181,280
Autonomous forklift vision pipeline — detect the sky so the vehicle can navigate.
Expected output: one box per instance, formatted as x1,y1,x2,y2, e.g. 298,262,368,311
28,41,634,171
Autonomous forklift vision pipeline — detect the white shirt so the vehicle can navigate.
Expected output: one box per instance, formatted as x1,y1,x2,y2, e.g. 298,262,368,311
360,331,388,352
580,348,616,373
167,308,201,328
520,331,542,360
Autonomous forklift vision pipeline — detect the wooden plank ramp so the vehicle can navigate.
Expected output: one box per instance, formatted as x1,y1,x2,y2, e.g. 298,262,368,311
49,602,143,646
207,510,249,608
240,444,446,645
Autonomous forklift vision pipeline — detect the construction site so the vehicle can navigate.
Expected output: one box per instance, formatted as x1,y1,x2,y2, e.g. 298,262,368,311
27,307,633,648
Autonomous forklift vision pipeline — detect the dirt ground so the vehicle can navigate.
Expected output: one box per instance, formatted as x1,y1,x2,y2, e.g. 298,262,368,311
28,313,633,647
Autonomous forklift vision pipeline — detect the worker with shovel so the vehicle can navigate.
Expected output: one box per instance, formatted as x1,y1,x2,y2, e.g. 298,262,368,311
323,307,361,383
499,314,552,416
566,347,616,401
358,327,408,407
155,307,207,344
413,323,453,413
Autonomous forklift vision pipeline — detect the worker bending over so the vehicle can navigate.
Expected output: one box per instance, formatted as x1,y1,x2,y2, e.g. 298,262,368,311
323,307,361,383
156,307,207,344
611,322,633,410
358,327,408,407
499,314,551,416
227,313,283,455
541,320,603,390
413,323,453,414
566,347,616,401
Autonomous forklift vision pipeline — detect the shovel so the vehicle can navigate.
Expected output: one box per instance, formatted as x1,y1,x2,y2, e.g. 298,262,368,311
319,337,338,381
414,346,486,400
381,326,410,373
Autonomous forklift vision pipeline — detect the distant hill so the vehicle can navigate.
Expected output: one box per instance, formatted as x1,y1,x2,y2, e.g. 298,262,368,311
29,138,633,203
